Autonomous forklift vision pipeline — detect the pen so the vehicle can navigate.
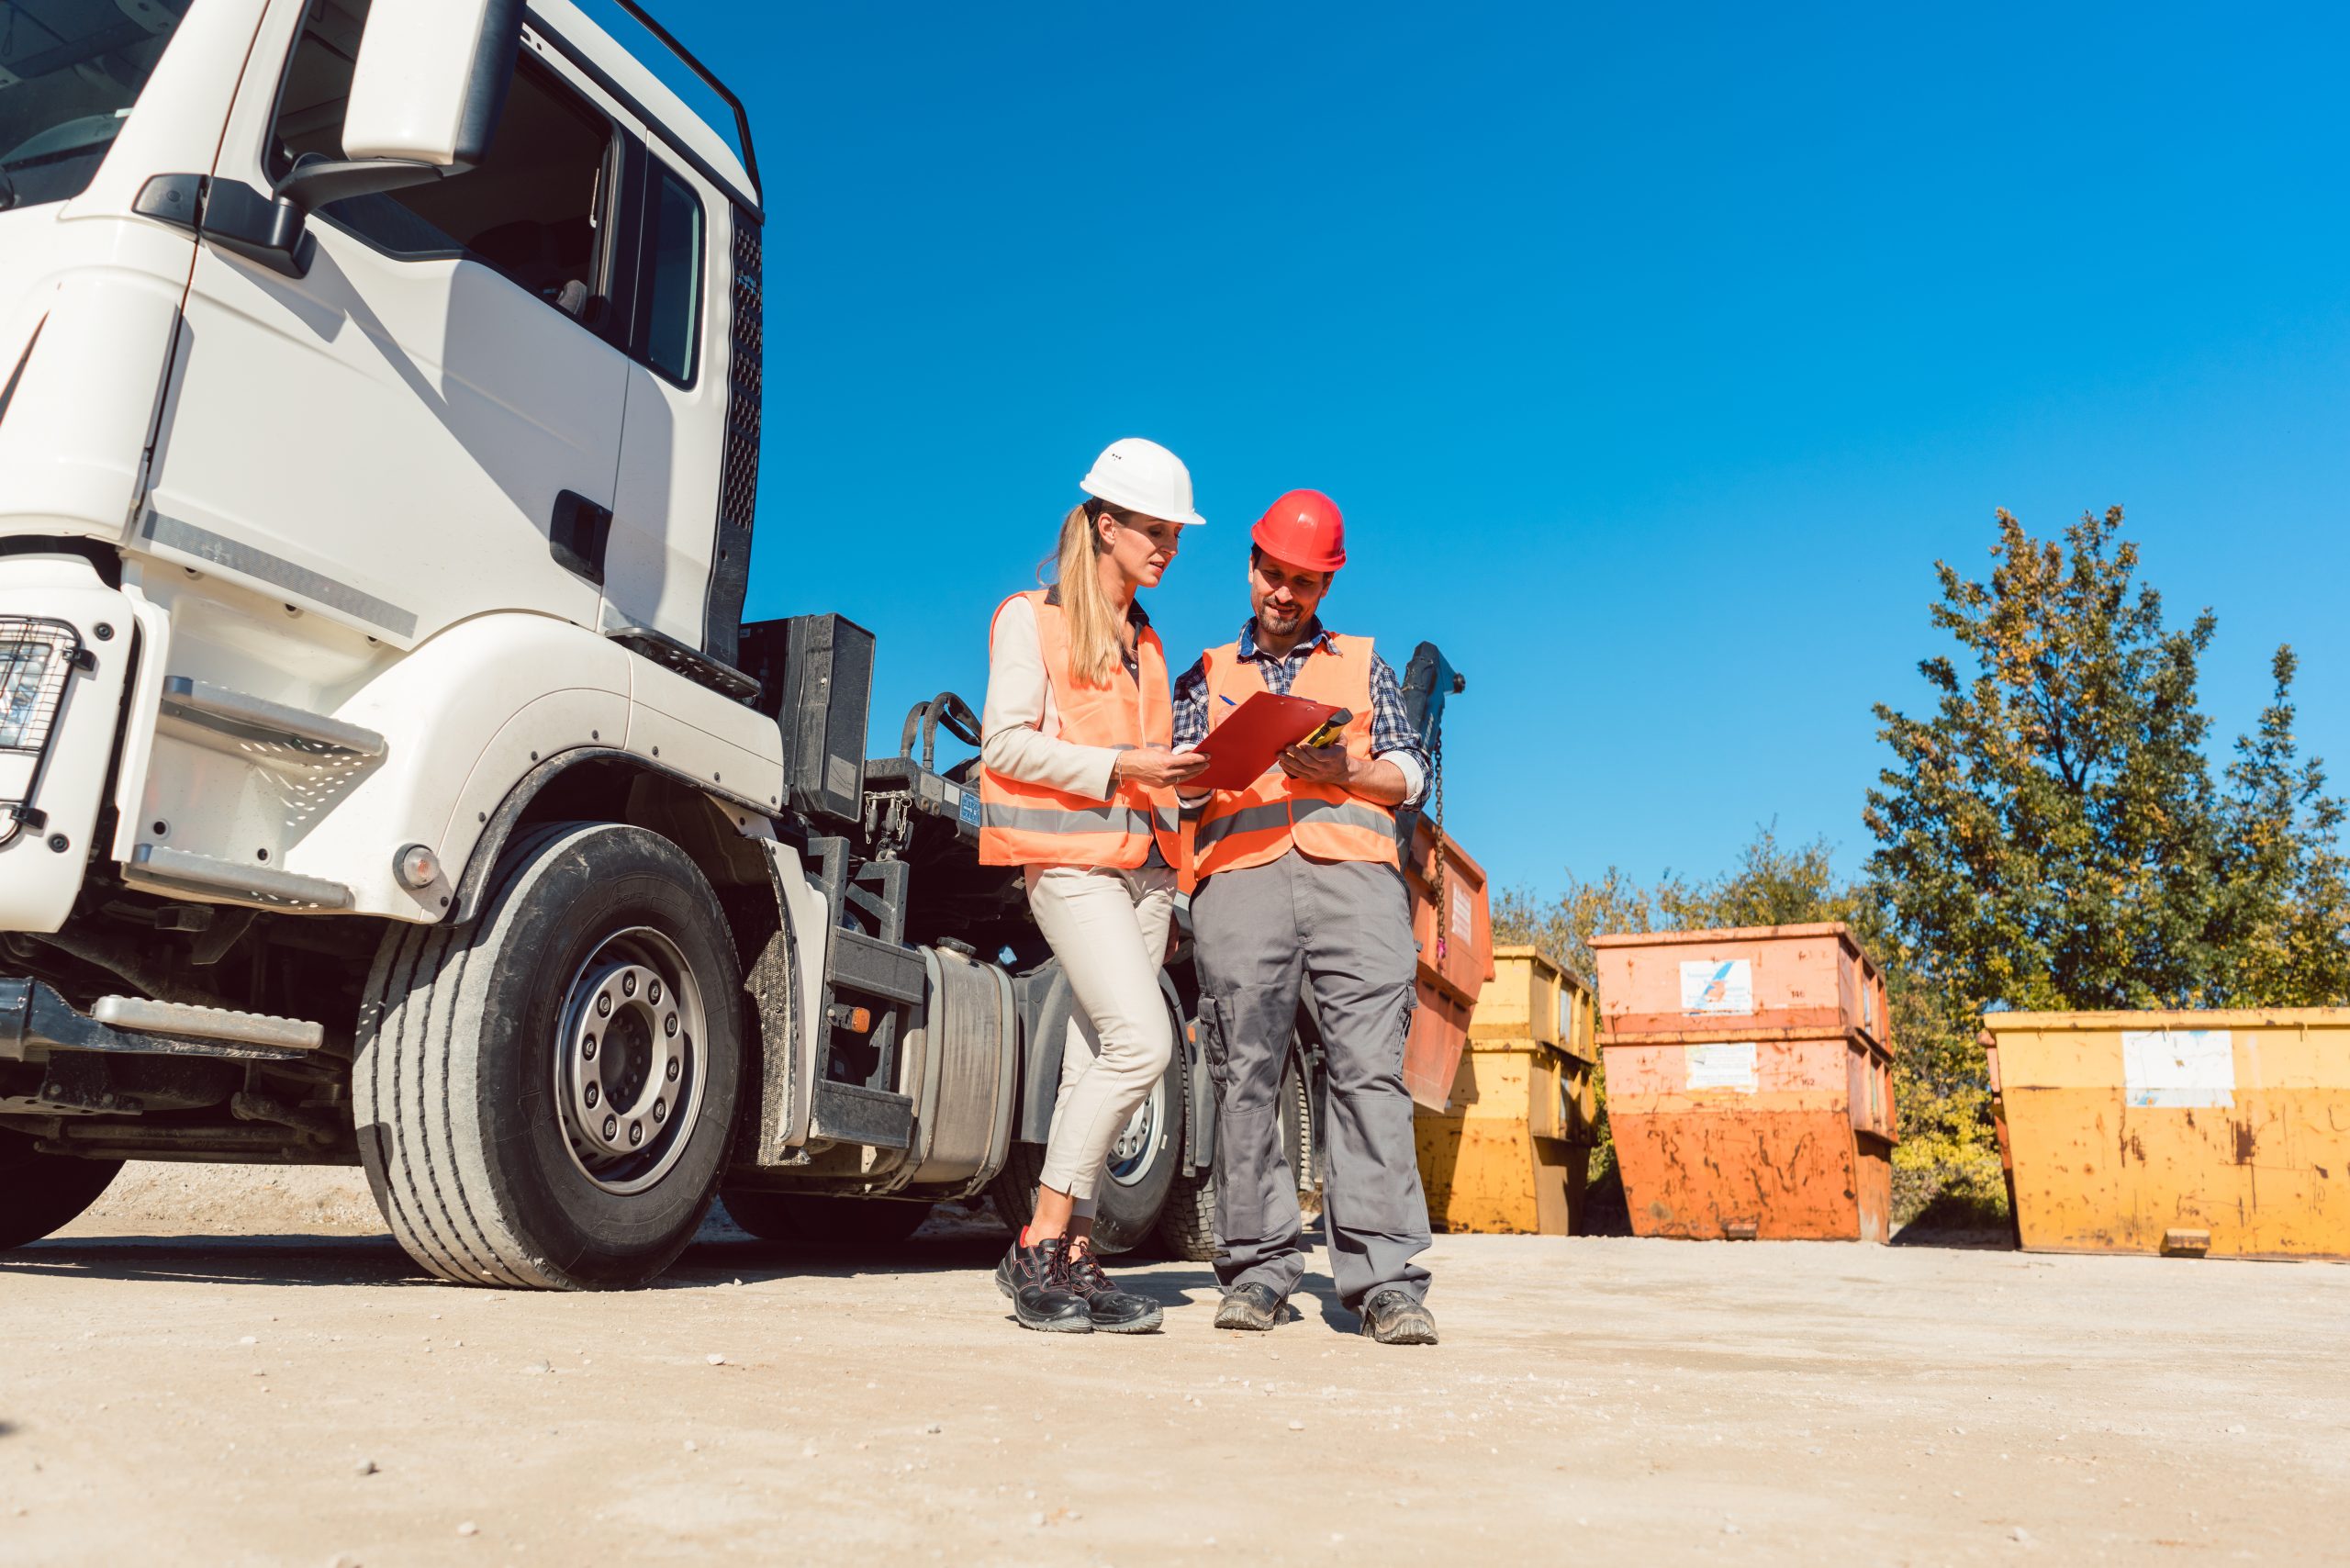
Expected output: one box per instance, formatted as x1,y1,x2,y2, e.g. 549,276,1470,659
1218,695,1237,707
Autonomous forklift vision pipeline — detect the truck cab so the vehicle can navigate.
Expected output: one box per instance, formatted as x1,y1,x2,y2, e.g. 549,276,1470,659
1,0,1477,1288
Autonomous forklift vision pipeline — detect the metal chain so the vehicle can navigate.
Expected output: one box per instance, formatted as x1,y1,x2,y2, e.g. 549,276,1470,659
1428,718,1448,965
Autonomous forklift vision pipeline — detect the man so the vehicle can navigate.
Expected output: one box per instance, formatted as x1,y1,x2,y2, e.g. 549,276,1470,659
1172,488,1438,1346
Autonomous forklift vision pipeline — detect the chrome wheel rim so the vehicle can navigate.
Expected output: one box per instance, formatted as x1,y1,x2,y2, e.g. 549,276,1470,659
1106,1073,1165,1187
553,925,706,1194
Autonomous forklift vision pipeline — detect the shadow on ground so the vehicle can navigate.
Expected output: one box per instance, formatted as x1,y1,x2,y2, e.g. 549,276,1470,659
1,1224,1249,1300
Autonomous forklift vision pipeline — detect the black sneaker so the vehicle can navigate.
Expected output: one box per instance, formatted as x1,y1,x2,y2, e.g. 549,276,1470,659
1213,1282,1284,1331
1061,1246,1163,1334
1358,1285,1438,1346
993,1237,1092,1333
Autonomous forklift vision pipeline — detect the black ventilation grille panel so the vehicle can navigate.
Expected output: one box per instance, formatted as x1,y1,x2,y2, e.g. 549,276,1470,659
703,207,764,666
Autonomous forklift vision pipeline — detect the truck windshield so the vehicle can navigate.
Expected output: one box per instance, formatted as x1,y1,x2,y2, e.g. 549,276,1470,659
0,0,189,213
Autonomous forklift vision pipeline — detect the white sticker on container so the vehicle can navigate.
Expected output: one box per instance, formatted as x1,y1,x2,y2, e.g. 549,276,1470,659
2123,1029,2235,1108
1680,958,1754,1015
1685,1041,1758,1092
1450,885,1474,940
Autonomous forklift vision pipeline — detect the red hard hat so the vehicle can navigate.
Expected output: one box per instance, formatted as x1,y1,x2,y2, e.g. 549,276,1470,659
1249,489,1346,573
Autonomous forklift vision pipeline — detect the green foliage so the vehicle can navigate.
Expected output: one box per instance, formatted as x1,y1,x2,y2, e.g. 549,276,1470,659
2210,647,2350,1005
1864,506,2350,1010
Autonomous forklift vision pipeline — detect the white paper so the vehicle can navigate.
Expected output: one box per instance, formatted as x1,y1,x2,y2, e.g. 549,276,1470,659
1680,958,1754,1015
1449,885,1474,941
2123,1029,2235,1108
1685,1041,1758,1092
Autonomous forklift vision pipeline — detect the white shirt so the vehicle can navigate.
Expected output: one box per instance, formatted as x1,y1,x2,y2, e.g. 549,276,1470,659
978,594,1124,801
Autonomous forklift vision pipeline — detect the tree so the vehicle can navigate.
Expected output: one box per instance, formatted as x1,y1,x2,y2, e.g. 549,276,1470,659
1866,505,2348,1011
2211,647,2350,1004
1865,507,2229,1011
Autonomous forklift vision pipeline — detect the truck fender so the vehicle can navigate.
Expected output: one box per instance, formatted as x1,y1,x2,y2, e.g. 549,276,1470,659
1009,960,1074,1147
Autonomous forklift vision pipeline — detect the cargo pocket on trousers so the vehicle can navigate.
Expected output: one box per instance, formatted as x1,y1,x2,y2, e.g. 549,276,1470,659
1391,985,1420,1073
1198,995,1233,1087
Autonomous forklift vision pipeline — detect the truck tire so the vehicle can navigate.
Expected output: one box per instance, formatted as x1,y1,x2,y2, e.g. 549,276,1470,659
355,822,744,1289
990,1032,1183,1255
1158,1047,1310,1263
722,1191,932,1248
0,1132,122,1249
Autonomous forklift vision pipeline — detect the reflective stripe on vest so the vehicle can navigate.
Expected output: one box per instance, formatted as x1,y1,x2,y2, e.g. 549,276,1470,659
978,590,1181,868
1192,633,1397,877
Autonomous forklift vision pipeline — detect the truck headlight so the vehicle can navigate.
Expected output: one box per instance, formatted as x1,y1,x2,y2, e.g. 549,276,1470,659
1,618,89,846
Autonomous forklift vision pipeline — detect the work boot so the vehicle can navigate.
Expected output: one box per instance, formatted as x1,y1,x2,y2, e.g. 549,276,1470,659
1060,1245,1163,1334
993,1235,1092,1333
1213,1282,1284,1332
1358,1285,1438,1346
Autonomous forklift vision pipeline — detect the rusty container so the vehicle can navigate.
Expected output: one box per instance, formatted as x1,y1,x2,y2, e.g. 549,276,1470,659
1400,821,1494,1111
1592,924,1897,1242
1982,1010,2350,1260
1590,922,1888,1049
1415,947,1599,1234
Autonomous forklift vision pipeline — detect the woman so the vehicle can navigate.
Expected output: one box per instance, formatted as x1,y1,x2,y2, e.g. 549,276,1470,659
978,437,1210,1333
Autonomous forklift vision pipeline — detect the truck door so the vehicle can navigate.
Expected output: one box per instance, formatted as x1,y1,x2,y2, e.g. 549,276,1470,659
597,139,744,664
140,0,632,649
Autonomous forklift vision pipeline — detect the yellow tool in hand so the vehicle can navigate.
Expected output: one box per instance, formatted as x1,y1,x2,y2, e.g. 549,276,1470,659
1296,708,1354,749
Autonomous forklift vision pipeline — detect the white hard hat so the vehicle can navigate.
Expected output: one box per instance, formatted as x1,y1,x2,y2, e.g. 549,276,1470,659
1079,438,1206,528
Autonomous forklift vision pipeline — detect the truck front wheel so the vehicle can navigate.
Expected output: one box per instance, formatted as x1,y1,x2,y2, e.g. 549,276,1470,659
355,823,744,1289
0,1133,122,1249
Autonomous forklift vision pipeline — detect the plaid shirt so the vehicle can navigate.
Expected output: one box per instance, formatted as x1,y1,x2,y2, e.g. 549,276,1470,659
1171,618,1429,807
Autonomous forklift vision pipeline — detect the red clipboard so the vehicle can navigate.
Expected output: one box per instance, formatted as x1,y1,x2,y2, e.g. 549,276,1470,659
1186,693,1342,791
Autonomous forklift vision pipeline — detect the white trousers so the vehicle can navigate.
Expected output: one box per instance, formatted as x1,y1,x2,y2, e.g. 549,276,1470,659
1025,862,1178,1206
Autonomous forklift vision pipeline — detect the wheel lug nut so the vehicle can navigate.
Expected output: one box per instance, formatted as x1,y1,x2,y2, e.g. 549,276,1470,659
583,1036,598,1060
628,1122,643,1147
653,1099,666,1123
603,1115,618,1139
596,994,611,1018
666,1058,680,1081
585,1083,599,1107
648,980,662,1004
664,1013,678,1037
621,973,636,997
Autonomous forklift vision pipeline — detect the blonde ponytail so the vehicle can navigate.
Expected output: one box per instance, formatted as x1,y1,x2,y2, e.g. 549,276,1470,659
1045,499,1126,688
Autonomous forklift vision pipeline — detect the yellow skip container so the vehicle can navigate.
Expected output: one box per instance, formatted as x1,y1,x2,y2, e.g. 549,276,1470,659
1415,946,1599,1236
1983,1009,2350,1260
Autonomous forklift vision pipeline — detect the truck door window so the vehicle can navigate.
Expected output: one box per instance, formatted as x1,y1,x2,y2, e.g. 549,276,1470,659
0,0,191,212
271,1,615,322
635,165,701,384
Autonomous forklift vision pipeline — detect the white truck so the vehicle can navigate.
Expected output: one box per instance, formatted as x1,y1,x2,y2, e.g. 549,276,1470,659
0,0,1468,1288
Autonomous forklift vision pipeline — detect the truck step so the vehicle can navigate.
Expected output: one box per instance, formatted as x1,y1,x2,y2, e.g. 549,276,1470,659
808,1081,915,1151
92,995,325,1052
1,978,323,1063
160,676,386,758
129,844,355,910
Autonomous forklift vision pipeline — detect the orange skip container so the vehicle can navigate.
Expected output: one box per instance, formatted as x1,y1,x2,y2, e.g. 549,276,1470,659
1591,924,1898,1242
1400,821,1494,1112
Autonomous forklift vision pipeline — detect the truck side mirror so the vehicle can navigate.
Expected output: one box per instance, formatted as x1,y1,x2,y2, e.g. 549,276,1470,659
134,0,521,275
273,0,520,218
339,0,522,173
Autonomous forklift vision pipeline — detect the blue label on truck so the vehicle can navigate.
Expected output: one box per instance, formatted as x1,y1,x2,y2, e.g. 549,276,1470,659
957,788,981,830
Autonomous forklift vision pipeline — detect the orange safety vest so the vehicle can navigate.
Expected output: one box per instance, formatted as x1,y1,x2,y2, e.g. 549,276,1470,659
1192,633,1398,878
979,590,1182,869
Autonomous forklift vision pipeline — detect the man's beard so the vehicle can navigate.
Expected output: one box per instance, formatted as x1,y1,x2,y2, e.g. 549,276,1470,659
1259,604,1304,633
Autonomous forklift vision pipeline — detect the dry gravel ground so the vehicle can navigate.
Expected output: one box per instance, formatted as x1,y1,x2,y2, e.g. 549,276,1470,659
2,1167,2346,1568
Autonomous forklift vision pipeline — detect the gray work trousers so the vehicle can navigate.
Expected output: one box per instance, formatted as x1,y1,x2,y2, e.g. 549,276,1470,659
1192,851,1432,1310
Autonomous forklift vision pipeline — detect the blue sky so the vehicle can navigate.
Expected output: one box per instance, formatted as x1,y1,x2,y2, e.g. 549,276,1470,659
670,1,2350,898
